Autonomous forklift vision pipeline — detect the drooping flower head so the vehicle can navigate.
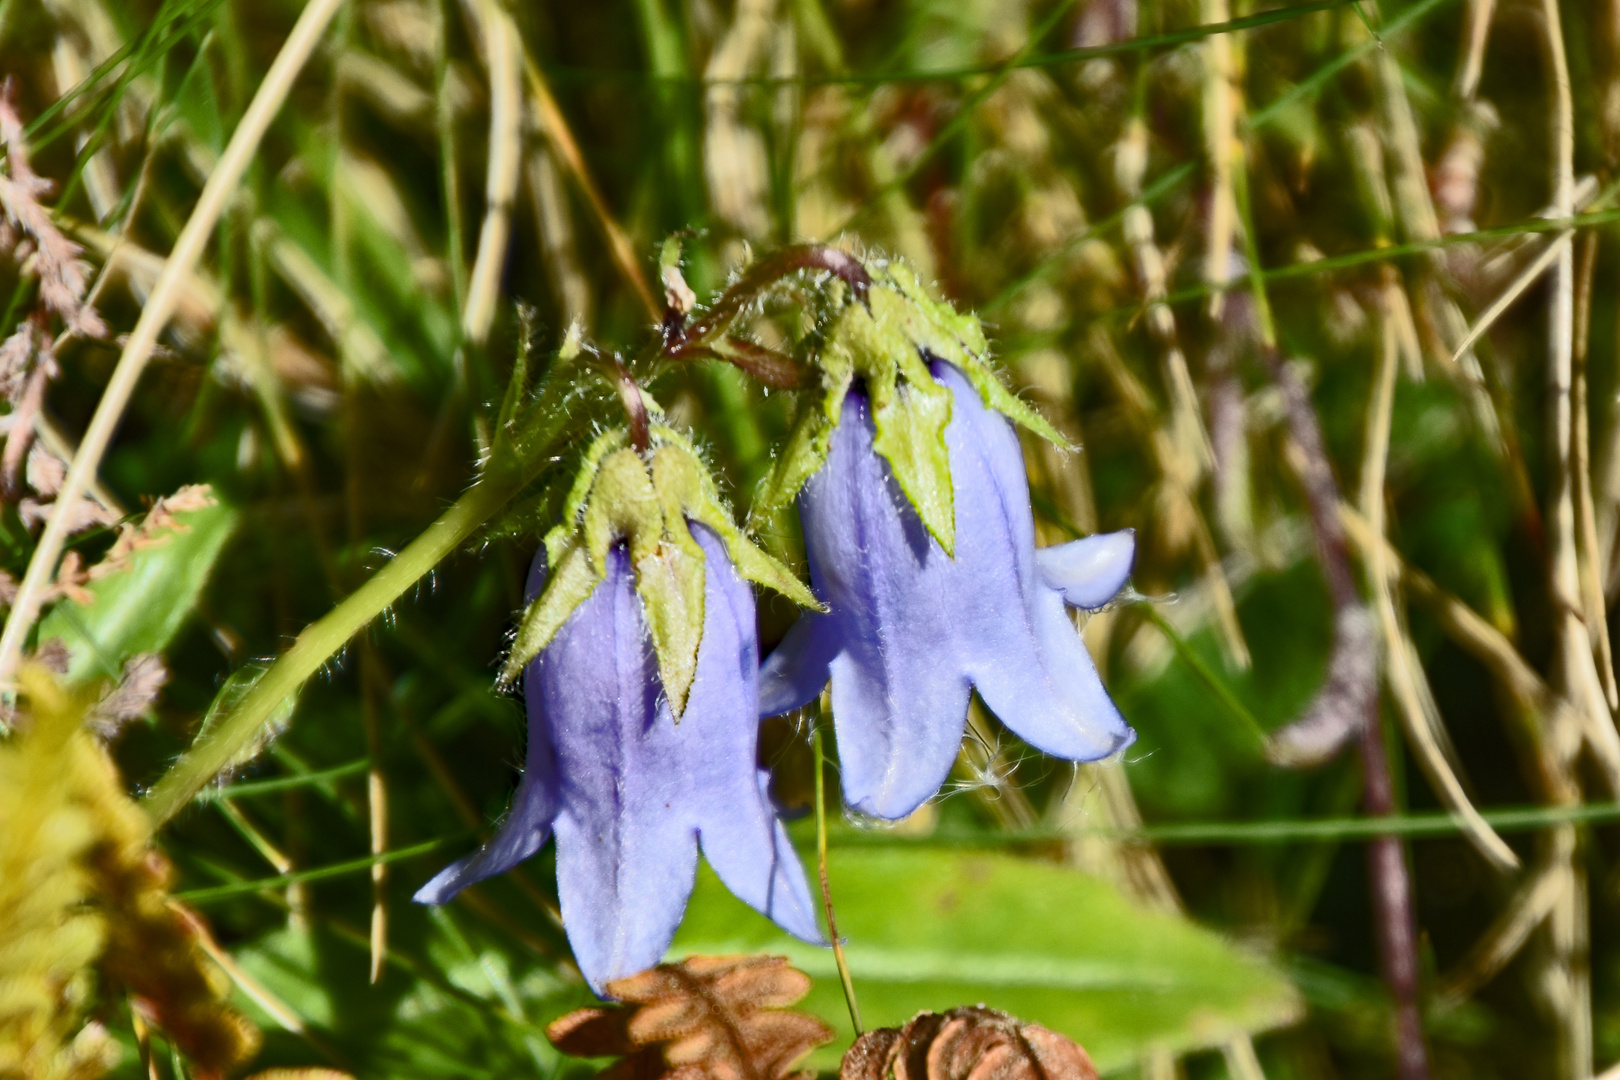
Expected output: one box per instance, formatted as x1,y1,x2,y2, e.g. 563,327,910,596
757,260,1136,820
415,426,823,994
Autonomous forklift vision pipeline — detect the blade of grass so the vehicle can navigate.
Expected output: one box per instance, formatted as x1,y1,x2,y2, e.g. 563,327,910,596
1137,604,1267,748
832,801,1620,847
195,758,372,801
0,0,348,685
174,836,459,903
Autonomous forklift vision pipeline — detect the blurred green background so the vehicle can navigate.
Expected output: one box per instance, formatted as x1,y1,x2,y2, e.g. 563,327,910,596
1,0,1617,1075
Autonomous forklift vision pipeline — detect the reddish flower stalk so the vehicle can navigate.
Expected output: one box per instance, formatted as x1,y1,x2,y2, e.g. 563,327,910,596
1264,349,1431,1080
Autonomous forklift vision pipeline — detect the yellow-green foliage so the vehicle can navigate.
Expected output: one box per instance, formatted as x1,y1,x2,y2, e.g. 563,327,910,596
0,667,259,1080
83,760,260,1080
0,668,117,1080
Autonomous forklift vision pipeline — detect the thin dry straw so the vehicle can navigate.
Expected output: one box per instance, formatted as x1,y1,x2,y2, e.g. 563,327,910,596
0,0,347,685
541,0,1362,87
462,0,523,347
1363,300,1519,872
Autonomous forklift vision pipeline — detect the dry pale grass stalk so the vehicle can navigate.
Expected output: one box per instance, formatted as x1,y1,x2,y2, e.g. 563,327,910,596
525,145,592,328
1339,505,1580,800
1540,1,1595,1072
1200,0,1237,319
171,902,335,1058
704,0,776,240
1448,232,1571,368
1115,117,1213,476
1088,326,1249,668
521,51,659,320
0,0,348,686
1571,236,1615,711
359,645,388,985
1362,303,1518,872
1219,1037,1266,1080
461,0,522,347
255,218,393,383
216,798,293,874
1454,0,1496,101
1435,840,1566,1007
1368,23,1504,450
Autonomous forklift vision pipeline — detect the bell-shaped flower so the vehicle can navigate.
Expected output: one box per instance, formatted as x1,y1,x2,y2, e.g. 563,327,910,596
415,427,824,994
755,263,1135,821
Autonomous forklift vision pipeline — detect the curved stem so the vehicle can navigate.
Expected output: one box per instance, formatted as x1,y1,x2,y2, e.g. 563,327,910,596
813,719,861,1035
142,476,518,826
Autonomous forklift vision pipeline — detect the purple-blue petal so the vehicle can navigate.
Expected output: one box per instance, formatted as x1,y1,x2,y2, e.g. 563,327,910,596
412,550,562,906
793,385,972,819
977,581,1135,761
1036,530,1136,609
430,527,821,996
758,610,837,717
937,364,1131,765
683,526,823,944
765,361,1134,821
541,544,697,993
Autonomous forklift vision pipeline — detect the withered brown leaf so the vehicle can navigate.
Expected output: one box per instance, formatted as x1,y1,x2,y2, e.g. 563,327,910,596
840,1008,1097,1080
548,955,834,1080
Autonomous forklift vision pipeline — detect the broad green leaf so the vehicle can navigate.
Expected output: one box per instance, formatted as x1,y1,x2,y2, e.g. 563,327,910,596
232,923,579,1080
39,500,237,686
671,847,1301,1073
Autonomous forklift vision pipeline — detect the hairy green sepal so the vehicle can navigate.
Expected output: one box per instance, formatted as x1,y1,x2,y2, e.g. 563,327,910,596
503,426,820,715
757,259,1066,555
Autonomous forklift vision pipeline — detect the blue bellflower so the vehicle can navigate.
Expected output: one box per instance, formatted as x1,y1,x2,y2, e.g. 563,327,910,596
416,524,822,994
759,360,1136,820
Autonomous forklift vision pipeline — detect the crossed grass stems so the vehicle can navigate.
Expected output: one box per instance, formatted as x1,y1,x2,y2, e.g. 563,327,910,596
0,0,1615,1074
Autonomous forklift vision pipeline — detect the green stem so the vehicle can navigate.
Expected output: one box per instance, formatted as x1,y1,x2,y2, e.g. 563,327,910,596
813,721,861,1035
1139,605,1269,749
143,476,519,826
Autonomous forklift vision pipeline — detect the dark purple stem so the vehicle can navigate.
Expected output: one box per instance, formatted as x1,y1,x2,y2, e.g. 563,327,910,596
676,244,871,347
1361,709,1431,1080
612,357,649,453
1265,349,1431,1080
673,339,808,389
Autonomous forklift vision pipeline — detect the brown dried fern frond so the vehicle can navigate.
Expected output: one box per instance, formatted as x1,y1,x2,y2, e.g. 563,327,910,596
0,84,105,340
841,1008,1097,1080
547,955,834,1080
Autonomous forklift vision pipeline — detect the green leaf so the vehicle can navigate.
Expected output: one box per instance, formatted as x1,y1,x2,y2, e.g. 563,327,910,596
652,433,822,611
753,384,845,519
632,538,706,717
671,847,1301,1073
723,534,822,611
957,361,1071,449
869,370,955,555
501,535,602,684
39,500,237,686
